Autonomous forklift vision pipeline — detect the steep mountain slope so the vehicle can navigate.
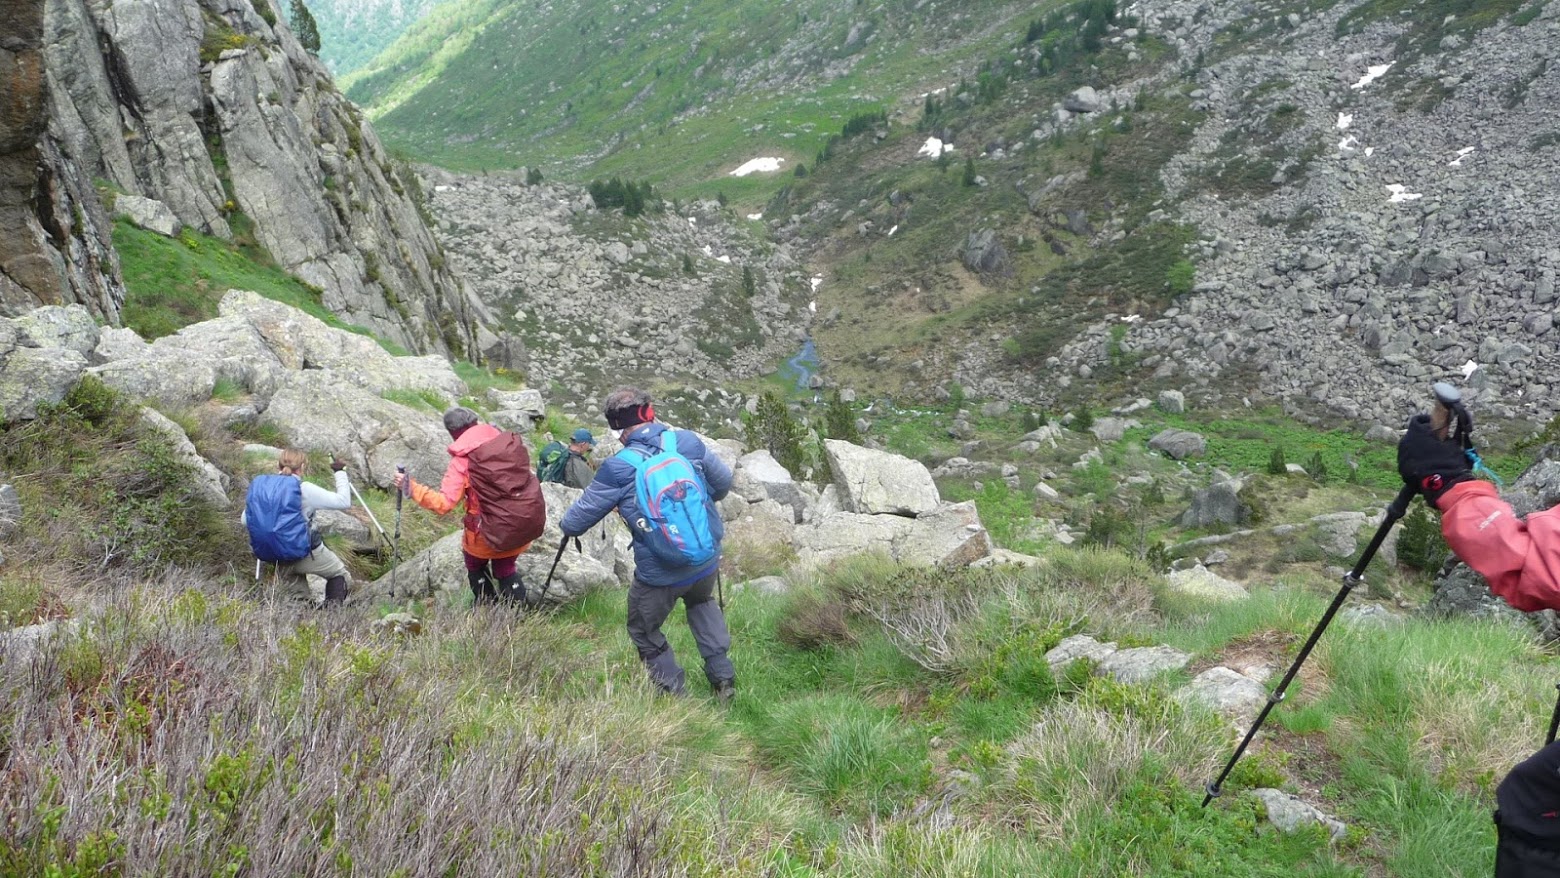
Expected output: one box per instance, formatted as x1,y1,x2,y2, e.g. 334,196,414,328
2,0,482,355
292,0,439,75
346,0,1034,184
358,0,1560,439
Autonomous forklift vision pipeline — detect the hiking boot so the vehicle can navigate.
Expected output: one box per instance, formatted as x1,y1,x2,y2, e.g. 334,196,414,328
713,679,736,705
497,573,527,606
323,575,348,606
467,569,496,606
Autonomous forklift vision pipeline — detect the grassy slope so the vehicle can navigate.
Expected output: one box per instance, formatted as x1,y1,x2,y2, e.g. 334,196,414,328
113,220,409,354
348,0,1036,184
0,357,1539,874
3,550,1547,875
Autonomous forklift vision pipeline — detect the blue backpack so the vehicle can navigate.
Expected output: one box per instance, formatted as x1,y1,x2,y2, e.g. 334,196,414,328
245,474,313,562
619,430,719,567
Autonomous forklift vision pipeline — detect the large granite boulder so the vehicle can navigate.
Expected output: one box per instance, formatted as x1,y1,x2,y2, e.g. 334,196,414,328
1179,477,1251,528
824,439,940,516
733,449,807,522
262,372,452,492
12,305,100,355
1149,428,1207,460
796,501,991,570
0,342,88,422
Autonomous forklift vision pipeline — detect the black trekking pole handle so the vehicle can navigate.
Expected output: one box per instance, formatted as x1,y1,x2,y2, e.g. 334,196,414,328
1203,483,1417,807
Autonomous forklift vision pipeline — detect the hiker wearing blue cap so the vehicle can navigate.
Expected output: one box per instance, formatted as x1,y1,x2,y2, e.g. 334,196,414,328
564,428,597,489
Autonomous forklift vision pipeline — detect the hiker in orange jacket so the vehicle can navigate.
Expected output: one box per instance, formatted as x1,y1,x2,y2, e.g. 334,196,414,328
394,407,533,605
1399,413,1560,876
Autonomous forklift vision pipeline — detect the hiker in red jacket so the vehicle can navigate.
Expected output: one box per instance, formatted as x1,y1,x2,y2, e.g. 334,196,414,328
1399,413,1560,876
394,407,537,605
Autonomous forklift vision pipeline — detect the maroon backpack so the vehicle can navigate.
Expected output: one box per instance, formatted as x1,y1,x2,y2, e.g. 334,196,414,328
465,431,546,552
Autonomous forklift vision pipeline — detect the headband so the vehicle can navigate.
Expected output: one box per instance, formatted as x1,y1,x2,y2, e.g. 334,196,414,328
605,403,654,430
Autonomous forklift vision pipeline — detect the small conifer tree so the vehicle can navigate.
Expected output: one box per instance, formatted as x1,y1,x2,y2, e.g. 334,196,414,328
289,0,320,54
822,390,861,444
1306,451,1328,483
1266,447,1287,475
1397,505,1449,573
745,391,809,477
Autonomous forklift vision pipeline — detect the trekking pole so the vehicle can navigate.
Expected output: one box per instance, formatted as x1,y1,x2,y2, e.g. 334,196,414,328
536,535,583,605
1204,382,1466,806
1203,483,1416,806
347,480,393,552
392,464,407,597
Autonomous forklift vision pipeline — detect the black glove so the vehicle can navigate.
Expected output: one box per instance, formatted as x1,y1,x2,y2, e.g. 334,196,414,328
1397,413,1471,509
330,456,348,473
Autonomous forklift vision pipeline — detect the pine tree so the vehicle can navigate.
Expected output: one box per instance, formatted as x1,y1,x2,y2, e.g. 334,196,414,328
962,155,977,187
745,391,809,477
289,0,320,54
526,167,543,185
822,390,861,444
1266,447,1287,475
1397,505,1449,573
742,265,757,298
1305,451,1328,483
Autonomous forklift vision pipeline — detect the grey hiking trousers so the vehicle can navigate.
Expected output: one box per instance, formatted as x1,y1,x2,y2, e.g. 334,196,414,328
626,571,733,695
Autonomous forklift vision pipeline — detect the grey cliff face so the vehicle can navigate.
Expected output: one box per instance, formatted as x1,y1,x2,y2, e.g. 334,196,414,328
1,0,124,320
6,0,474,354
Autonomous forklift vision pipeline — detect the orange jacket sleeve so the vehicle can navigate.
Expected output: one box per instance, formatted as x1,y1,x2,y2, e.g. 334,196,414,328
1439,481,1560,613
410,454,469,516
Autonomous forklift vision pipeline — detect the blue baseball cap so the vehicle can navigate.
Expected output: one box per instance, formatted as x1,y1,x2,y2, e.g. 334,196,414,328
571,428,596,446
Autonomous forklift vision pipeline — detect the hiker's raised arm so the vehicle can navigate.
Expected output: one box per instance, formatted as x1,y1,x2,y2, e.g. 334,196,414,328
301,472,351,511
559,463,621,536
1438,482,1560,613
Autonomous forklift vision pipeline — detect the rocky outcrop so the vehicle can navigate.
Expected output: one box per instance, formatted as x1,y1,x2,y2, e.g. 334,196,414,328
824,439,940,516
78,290,469,488
11,0,477,355
0,0,123,320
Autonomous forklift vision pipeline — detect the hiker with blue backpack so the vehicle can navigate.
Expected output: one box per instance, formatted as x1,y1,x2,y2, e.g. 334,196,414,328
243,448,353,606
559,387,737,702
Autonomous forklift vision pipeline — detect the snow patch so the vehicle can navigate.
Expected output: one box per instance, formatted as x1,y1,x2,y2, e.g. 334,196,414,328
1121,314,1142,323
1351,63,1392,90
730,157,785,177
1461,360,1479,379
688,217,698,227
809,300,817,313
917,137,955,158
887,225,899,236
1385,184,1422,203
1449,147,1476,167
810,276,823,293
1338,136,1360,155
746,212,764,220
1336,112,1352,130
716,255,732,264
